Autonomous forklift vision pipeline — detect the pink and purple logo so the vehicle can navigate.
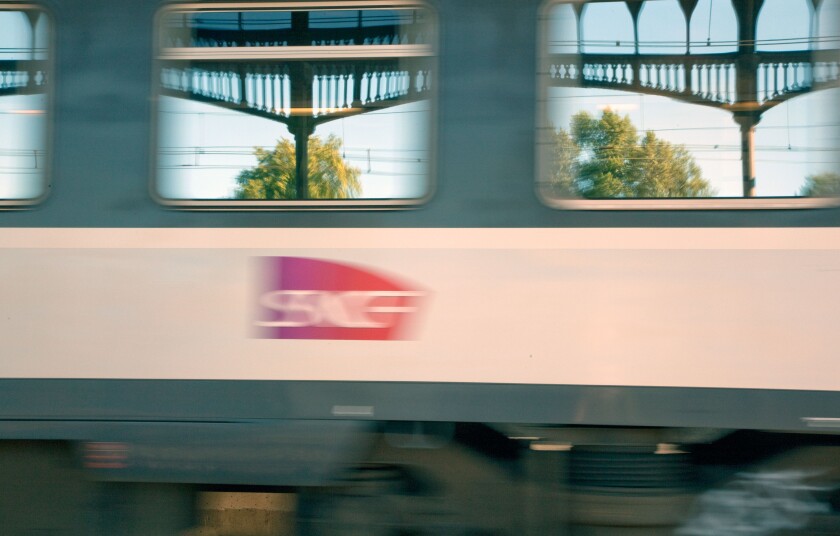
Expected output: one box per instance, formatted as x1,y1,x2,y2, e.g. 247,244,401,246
254,257,427,341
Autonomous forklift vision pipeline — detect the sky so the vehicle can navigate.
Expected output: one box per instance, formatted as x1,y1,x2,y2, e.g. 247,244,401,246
545,0,840,197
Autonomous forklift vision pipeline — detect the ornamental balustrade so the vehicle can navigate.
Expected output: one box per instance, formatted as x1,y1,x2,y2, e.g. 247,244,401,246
0,60,48,97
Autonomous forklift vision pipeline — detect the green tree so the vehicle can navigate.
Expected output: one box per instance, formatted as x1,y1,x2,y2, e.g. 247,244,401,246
799,172,840,197
550,109,714,198
235,134,362,199
549,128,580,197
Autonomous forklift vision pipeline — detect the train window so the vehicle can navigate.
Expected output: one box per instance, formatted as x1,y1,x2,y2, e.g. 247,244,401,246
0,5,49,205
153,2,436,208
538,0,840,209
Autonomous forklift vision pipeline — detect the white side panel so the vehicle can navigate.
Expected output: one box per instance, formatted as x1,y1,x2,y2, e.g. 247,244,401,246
1,228,839,390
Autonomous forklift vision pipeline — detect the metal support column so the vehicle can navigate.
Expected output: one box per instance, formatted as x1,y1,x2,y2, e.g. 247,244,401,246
732,0,765,198
288,11,313,200
291,118,314,199
734,113,759,198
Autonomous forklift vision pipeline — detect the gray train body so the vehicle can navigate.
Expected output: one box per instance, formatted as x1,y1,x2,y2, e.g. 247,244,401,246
3,1,840,534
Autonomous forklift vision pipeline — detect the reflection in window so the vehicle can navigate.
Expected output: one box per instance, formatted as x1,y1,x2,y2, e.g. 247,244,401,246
819,0,840,51
155,4,435,206
0,7,49,203
756,0,812,52
546,3,578,54
689,0,736,54
580,2,634,54
539,0,840,203
637,0,684,54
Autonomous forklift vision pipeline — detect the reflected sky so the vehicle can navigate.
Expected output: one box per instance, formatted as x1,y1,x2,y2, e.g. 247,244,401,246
156,97,431,200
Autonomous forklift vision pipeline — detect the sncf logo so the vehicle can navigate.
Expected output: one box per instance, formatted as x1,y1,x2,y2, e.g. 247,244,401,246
254,257,427,340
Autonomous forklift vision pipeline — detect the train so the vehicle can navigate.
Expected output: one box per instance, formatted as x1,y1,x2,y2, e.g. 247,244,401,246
3,0,840,534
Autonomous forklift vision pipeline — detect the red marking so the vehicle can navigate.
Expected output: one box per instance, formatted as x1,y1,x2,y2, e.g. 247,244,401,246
83,442,129,469
255,257,428,341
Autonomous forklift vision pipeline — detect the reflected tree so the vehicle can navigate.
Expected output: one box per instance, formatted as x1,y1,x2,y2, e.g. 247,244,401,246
799,172,840,197
235,135,362,200
551,109,715,198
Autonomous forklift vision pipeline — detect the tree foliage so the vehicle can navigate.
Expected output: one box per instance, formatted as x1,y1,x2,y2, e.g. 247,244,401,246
550,109,714,198
235,134,362,200
799,172,840,197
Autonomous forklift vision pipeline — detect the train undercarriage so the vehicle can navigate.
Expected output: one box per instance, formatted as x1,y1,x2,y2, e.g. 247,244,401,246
4,424,840,535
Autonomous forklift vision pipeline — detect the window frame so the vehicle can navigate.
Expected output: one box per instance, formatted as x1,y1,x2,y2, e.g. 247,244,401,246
0,3,52,208
536,0,840,210
150,1,438,210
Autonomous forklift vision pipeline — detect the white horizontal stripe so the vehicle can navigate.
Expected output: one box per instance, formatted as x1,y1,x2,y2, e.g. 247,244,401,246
803,418,840,428
168,1,427,10
158,44,434,61
0,227,838,250
0,241,838,388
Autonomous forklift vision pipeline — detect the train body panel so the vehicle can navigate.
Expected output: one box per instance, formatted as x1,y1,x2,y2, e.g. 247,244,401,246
1,228,839,392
